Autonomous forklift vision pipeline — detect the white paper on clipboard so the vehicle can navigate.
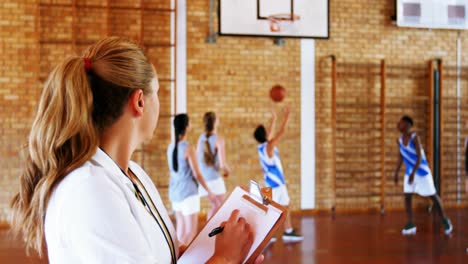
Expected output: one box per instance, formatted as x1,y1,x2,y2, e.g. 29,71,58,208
177,186,283,264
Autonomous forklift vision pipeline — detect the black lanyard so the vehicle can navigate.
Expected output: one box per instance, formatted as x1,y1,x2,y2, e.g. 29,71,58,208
129,174,177,264
100,149,177,264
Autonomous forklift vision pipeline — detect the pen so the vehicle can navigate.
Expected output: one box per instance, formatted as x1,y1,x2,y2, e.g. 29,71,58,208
208,226,224,237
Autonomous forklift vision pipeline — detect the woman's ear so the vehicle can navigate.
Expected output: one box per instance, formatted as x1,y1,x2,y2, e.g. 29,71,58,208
128,89,145,117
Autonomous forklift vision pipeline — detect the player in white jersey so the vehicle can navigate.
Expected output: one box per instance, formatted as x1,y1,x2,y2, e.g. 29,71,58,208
253,107,303,242
394,115,452,235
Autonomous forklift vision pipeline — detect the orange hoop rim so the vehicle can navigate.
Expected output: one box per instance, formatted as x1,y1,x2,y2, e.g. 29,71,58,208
267,13,301,32
267,13,301,22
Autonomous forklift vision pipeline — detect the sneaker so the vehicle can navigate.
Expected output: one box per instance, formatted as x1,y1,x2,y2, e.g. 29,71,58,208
401,223,417,235
282,229,304,242
443,218,453,235
269,237,277,243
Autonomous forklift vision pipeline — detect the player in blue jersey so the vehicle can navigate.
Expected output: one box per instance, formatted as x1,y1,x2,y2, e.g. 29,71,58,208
394,115,453,235
253,107,303,242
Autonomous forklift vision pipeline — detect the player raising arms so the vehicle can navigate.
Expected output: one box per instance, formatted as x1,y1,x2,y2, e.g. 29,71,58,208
253,107,303,242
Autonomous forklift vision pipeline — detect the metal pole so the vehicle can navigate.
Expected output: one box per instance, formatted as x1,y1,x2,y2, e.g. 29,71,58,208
457,35,462,204
380,59,386,214
331,55,337,215
206,0,216,43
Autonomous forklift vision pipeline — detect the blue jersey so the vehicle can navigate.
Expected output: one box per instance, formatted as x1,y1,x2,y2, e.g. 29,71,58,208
257,143,285,188
399,132,431,177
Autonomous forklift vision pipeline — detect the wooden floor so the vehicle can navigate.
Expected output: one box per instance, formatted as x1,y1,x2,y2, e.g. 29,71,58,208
1,209,467,263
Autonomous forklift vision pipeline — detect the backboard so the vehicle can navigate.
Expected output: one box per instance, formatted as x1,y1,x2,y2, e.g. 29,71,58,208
219,0,329,39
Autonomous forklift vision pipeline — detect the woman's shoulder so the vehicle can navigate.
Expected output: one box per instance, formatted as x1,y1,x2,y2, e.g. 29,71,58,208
61,162,107,188
47,161,127,225
55,161,123,201
46,162,143,248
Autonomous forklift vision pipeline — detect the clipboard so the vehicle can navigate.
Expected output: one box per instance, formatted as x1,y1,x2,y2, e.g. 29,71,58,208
178,181,287,264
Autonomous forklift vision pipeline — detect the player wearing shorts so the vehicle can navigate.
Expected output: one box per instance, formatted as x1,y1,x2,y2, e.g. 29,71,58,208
168,114,216,245
253,107,303,242
394,115,453,235
197,112,231,220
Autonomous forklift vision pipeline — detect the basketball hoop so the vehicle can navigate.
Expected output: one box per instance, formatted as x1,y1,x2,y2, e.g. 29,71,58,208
267,13,301,33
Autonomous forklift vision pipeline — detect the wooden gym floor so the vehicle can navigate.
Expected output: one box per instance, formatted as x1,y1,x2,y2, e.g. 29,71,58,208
1,209,467,263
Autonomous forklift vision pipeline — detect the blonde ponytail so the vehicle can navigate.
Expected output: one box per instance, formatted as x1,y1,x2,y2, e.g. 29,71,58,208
10,37,155,256
11,57,98,255
203,112,217,166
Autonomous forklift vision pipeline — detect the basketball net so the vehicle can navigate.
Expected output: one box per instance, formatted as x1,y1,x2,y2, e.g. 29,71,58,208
267,13,301,33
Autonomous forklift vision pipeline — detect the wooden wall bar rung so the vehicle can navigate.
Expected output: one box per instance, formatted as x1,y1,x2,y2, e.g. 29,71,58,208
336,62,380,68
39,3,174,13
158,78,176,82
442,73,468,79
386,73,428,79
36,40,174,47
144,43,175,48
38,40,80,45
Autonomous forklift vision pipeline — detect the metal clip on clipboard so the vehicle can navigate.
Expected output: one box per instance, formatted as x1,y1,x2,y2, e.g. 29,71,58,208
249,180,272,206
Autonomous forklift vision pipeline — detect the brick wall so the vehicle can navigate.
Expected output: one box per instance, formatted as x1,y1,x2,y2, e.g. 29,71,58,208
0,0,39,222
0,0,176,223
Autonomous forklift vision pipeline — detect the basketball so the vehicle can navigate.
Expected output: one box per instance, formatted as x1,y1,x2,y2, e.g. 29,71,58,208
270,84,286,102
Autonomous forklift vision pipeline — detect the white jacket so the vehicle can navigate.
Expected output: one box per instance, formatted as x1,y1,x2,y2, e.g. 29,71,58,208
45,148,178,263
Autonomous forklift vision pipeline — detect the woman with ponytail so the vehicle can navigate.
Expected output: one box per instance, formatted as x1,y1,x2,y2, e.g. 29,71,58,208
197,112,231,220
168,114,216,245
10,37,262,264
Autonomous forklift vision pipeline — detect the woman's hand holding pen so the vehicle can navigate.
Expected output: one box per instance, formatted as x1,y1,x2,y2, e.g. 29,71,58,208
207,209,264,264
